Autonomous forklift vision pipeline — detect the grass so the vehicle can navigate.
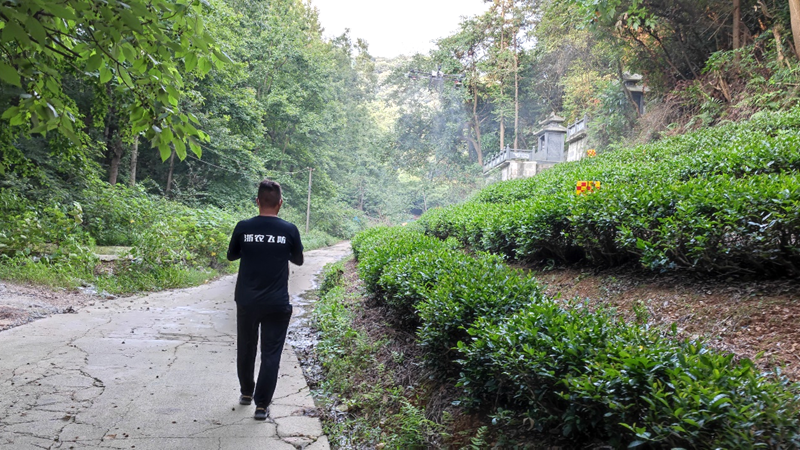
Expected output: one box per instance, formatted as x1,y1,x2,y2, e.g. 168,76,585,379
311,258,445,449
0,257,92,290
0,228,335,297
93,246,133,256
0,254,238,296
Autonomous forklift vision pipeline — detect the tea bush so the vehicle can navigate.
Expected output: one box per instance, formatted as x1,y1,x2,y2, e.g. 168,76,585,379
351,227,800,447
420,108,800,275
313,260,445,448
376,246,456,329
352,226,450,291
460,306,800,447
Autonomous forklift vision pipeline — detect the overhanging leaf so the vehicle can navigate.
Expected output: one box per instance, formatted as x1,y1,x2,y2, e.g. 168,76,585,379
0,61,21,87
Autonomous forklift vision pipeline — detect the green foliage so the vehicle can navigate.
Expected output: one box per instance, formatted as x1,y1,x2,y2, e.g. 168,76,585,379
300,229,340,252
351,225,446,291
318,259,345,296
670,43,800,129
351,226,800,448
420,108,800,275
0,181,238,294
415,255,542,374
460,302,800,447
312,275,442,448
0,0,222,155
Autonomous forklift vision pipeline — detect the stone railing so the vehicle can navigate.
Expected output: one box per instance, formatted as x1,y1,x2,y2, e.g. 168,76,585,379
483,149,534,171
483,147,566,172
567,116,587,140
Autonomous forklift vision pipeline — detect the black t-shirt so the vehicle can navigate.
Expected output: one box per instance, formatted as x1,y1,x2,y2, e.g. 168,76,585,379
226,215,304,306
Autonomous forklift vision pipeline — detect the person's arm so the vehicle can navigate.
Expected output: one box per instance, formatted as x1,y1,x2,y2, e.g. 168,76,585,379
289,227,304,266
227,223,241,261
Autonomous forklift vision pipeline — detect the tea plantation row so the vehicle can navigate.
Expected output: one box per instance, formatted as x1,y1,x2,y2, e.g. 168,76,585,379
421,108,800,275
351,226,800,448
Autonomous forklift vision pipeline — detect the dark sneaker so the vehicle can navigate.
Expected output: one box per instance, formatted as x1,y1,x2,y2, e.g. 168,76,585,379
254,406,268,420
239,395,252,406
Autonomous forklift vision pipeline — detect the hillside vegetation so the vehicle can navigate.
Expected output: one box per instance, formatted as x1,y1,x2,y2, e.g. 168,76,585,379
0,0,480,294
345,226,800,448
0,181,340,294
421,108,800,277
330,110,800,448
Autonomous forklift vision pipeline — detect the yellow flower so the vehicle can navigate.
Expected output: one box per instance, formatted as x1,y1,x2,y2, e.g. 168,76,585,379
130,219,135,223
211,252,217,256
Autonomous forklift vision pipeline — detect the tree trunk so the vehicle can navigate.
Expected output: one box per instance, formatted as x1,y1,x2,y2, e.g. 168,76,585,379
466,136,482,166
358,181,364,211
166,149,176,197
472,121,483,165
513,34,519,149
471,60,483,166
618,61,642,117
108,138,123,185
733,0,741,49
499,0,506,151
774,25,787,67
103,82,118,184
129,134,139,187
790,0,800,59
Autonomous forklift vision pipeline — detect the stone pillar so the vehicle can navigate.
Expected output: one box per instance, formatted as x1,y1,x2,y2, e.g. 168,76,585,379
566,115,589,162
534,113,567,162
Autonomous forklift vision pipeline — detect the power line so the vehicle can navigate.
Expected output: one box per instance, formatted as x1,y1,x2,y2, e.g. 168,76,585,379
186,152,305,177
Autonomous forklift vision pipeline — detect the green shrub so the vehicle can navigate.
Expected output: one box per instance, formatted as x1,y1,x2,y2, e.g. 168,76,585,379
0,189,94,259
314,263,445,448
377,246,462,329
416,256,544,373
459,304,800,447
353,226,800,448
352,226,448,291
80,182,162,246
301,229,340,251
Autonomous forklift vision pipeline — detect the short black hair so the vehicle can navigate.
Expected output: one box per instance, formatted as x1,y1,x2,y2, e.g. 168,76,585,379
257,180,282,208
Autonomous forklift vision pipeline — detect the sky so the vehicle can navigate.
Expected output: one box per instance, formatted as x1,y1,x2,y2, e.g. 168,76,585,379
310,0,490,58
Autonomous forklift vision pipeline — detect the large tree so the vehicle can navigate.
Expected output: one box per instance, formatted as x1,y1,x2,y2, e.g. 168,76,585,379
791,0,800,58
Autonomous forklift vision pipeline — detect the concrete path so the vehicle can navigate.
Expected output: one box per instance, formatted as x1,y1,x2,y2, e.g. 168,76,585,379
0,241,352,450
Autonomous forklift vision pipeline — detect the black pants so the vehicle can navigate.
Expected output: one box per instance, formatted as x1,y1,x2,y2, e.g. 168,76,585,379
236,303,293,407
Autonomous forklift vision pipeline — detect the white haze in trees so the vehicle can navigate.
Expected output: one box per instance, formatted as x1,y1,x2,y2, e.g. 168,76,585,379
311,0,490,58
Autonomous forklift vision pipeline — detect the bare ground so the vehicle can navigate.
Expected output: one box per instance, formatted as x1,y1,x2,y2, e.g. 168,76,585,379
0,281,104,331
534,266,800,380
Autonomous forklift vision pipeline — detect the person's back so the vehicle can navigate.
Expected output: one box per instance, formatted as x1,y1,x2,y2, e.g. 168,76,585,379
226,180,303,420
228,215,303,307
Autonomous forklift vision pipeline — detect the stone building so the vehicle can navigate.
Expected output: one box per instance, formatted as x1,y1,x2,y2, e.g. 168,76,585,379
482,74,646,183
483,114,567,183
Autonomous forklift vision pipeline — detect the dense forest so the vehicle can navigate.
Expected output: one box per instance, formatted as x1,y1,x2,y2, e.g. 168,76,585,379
0,0,483,291
1,0,799,292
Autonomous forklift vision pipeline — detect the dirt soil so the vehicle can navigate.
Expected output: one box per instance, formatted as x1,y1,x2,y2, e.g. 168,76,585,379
0,281,103,331
534,266,800,380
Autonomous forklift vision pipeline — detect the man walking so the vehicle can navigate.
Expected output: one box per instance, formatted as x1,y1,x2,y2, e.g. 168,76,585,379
227,180,304,420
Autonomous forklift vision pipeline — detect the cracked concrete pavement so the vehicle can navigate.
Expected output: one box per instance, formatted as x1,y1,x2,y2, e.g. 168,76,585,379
0,241,352,450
